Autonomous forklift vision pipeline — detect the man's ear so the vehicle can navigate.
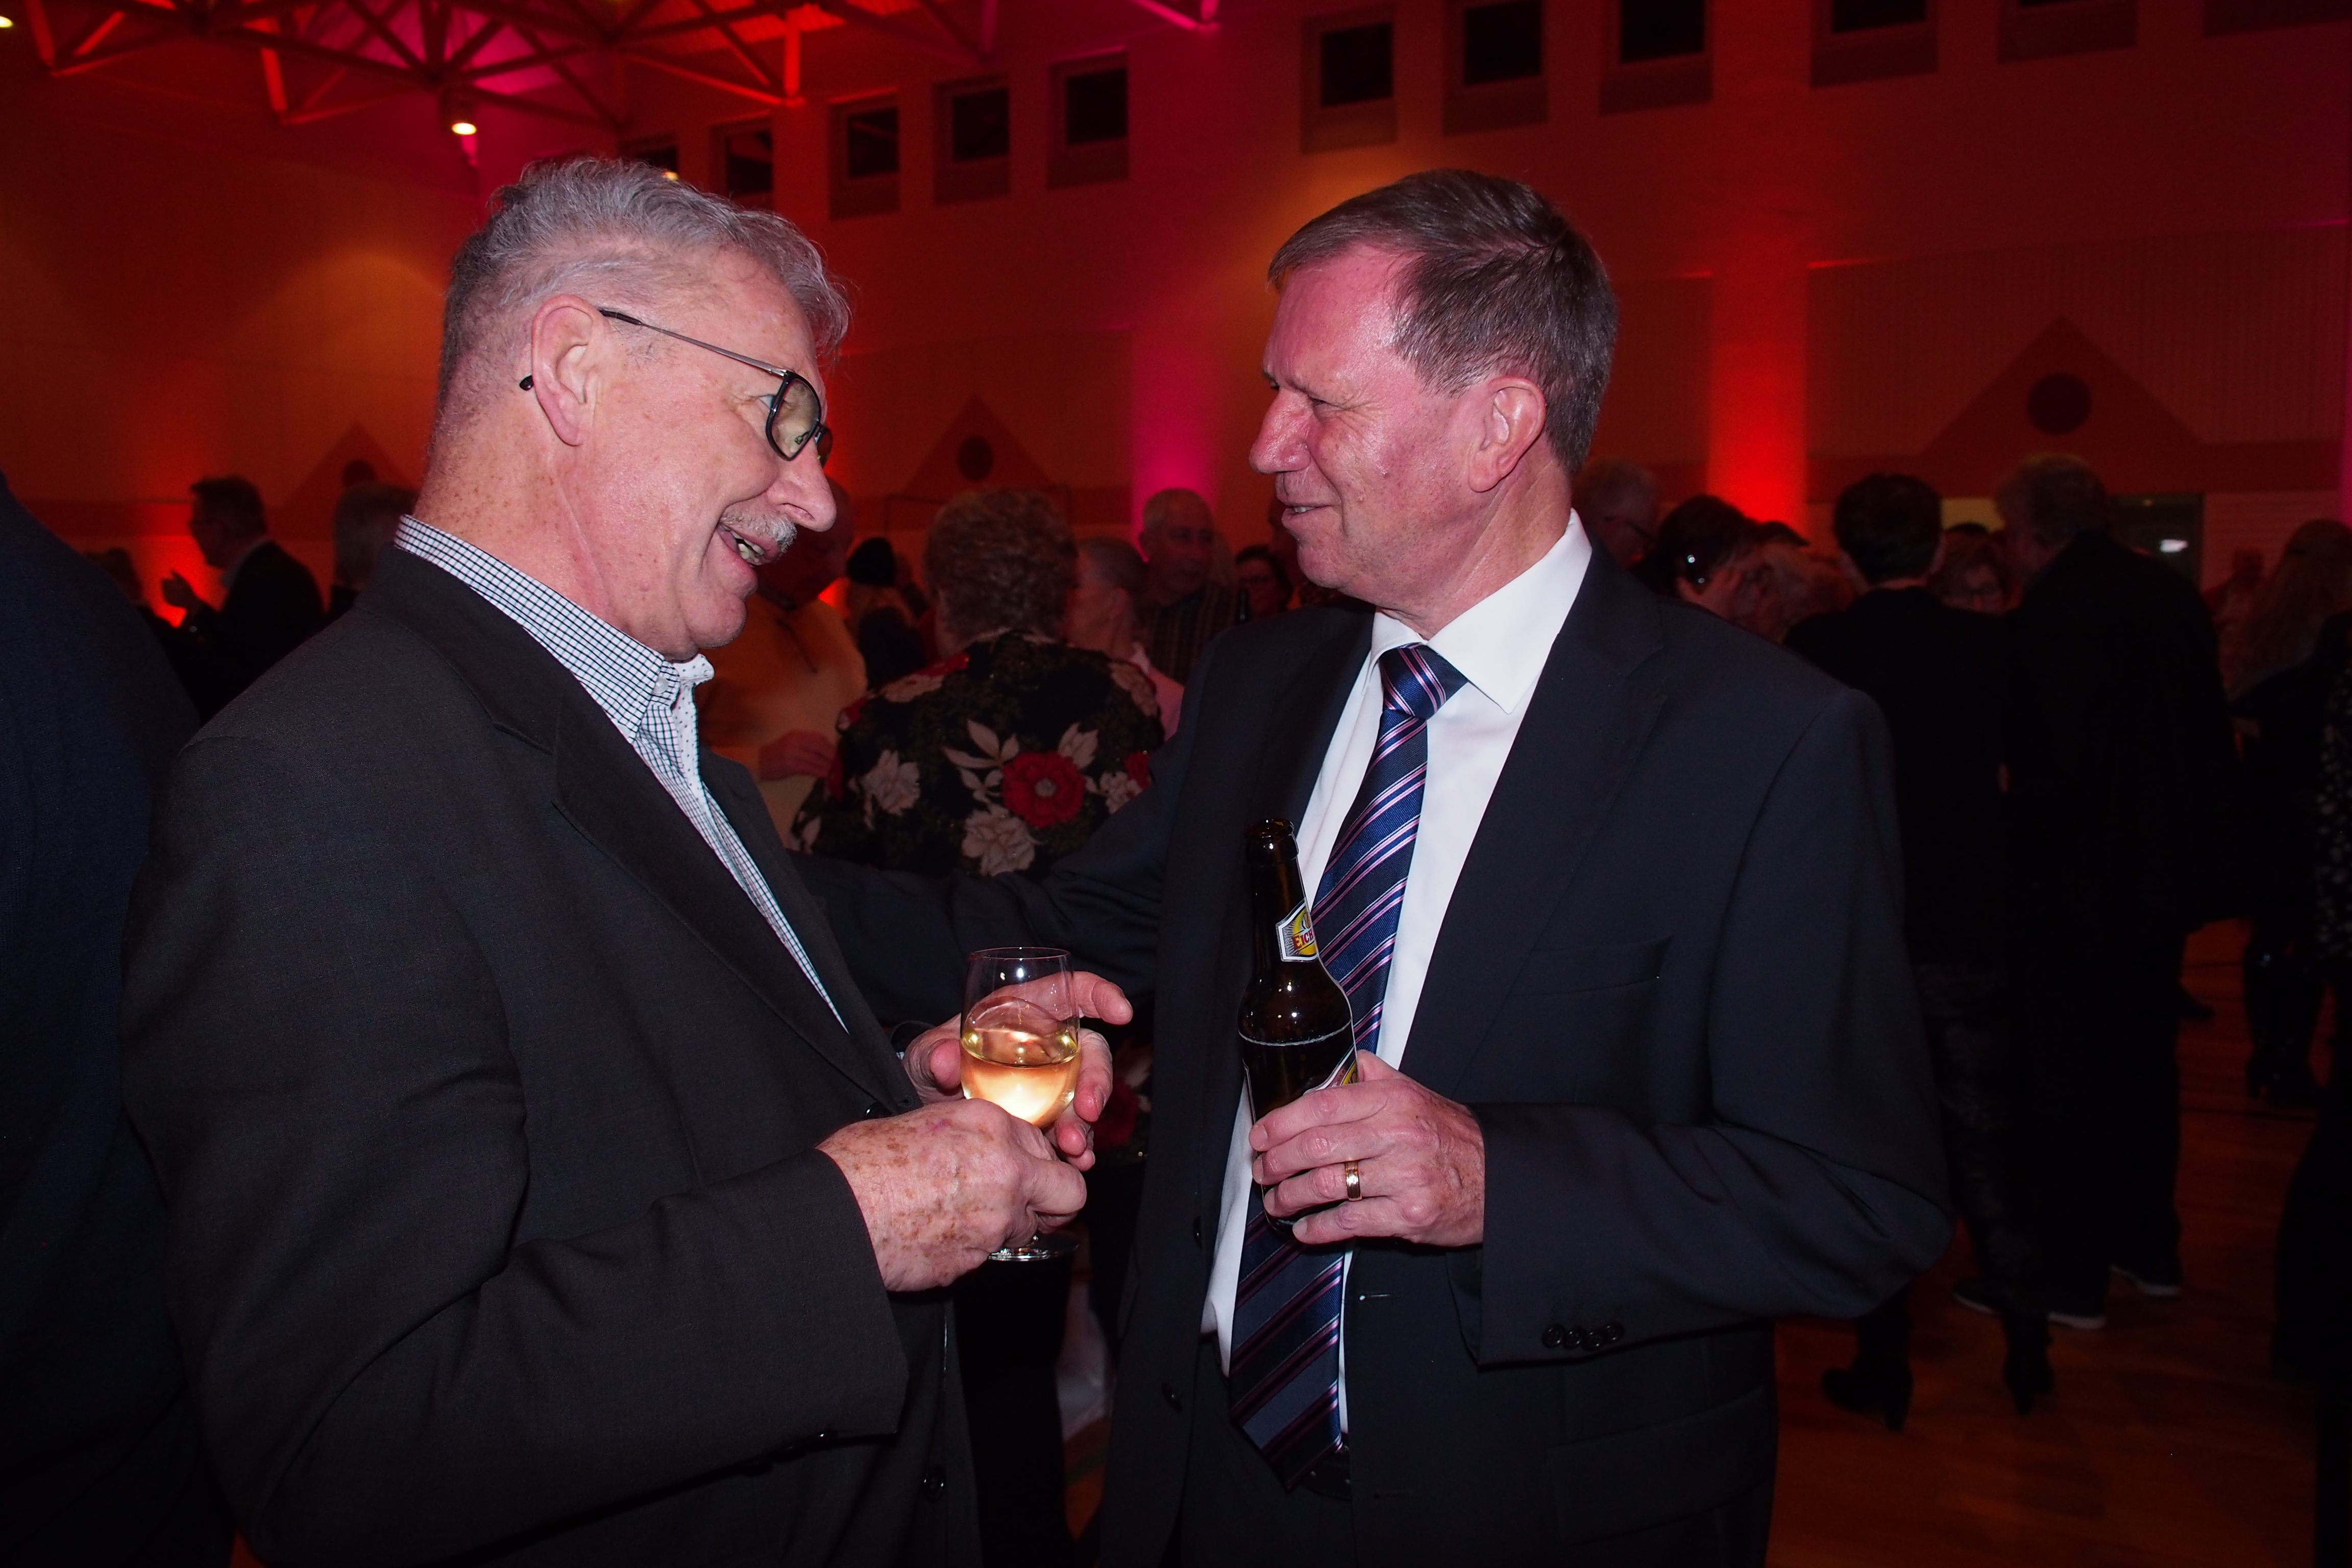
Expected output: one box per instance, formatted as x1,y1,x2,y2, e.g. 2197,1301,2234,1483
524,296,606,449
1467,378,1549,495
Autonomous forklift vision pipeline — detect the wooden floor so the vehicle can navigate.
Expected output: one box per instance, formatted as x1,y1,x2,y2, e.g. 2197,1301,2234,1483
1065,921,2331,1565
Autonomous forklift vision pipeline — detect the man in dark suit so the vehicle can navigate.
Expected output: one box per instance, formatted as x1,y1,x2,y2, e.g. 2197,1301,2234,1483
159,475,324,715
1787,474,2048,1422
120,158,1114,1567
0,477,225,1565
798,172,1949,1565
1999,455,2237,1326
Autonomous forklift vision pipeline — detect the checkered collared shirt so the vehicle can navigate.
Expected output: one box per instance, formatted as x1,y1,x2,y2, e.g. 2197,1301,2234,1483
395,517,843,1027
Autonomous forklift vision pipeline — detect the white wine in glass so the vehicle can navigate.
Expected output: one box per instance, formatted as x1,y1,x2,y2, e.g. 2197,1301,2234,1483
961,947,1082,1263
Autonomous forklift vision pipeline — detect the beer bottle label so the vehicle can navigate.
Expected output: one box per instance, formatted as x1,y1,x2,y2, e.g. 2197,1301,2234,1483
1278,899,1320,962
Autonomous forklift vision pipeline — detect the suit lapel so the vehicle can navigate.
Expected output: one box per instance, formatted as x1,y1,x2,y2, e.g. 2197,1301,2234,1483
1249,612,1374,824
705,757,912,1109
1401,557,1669,1100
368,549,891,1105
551,701,893,1105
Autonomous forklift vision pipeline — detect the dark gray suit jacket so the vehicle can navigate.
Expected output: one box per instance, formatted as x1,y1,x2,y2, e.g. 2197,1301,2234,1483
798,549,1952,1564
121,548,976,1568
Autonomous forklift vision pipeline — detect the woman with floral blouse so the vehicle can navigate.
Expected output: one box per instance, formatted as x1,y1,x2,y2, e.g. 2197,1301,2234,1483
790,485,1162,1565
792,487,1164,878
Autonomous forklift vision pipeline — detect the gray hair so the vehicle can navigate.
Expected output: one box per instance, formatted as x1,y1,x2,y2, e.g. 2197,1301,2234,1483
1995,454,2111,548
1140,487,1211,540
435,156,850,422
1269,169,1618,474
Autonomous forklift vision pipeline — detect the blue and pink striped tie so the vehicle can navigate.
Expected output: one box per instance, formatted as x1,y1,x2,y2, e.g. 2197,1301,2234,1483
1229,642,1468,1488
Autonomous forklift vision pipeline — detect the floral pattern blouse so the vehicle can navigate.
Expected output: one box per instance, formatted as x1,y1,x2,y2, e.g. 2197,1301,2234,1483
792,631,1165,878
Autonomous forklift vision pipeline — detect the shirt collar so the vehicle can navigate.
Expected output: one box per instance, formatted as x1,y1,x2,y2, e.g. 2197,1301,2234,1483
1368,512,1590,718
393,515,711,740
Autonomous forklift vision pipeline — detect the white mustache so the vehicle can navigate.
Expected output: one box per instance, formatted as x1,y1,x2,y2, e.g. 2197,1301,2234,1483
719,511,798,566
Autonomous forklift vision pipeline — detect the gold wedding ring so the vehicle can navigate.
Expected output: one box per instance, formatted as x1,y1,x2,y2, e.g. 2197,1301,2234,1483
1343,1160,1363,1201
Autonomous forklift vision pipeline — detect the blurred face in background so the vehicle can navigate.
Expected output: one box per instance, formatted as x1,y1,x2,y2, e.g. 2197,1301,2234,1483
1066,557,1138,656
1142,494,1217,602
1236,554,1289,619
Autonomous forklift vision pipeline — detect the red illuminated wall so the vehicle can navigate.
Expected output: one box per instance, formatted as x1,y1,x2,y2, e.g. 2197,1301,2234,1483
4,0,2346,582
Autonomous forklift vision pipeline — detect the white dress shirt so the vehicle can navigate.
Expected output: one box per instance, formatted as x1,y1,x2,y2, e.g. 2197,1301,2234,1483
394,517,844,1026
1201,517,1592,1426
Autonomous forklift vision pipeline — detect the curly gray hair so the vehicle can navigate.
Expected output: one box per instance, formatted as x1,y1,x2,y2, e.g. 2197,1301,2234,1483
434,156,850,428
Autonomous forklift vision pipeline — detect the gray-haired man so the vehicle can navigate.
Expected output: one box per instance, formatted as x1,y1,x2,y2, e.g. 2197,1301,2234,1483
120,159,1121,1566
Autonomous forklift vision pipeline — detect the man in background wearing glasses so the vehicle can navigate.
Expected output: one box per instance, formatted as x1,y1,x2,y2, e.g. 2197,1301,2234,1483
119,157,1115,1567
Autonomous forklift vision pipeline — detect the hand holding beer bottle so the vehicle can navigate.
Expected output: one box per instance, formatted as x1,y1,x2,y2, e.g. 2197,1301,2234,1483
1241,819,1491,1248
1236,820,1357,1222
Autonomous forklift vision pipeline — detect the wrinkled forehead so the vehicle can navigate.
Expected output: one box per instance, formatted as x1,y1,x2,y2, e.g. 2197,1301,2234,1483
1269,246,1408,353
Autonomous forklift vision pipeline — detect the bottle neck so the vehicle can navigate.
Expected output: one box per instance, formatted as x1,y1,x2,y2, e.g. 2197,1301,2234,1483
1244,837,1310,973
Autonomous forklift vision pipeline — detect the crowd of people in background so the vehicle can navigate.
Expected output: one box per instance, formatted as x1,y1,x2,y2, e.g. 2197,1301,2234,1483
37,410,2352,1566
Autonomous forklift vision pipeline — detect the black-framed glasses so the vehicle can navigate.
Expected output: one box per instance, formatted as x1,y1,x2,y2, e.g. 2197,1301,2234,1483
519,307,832,465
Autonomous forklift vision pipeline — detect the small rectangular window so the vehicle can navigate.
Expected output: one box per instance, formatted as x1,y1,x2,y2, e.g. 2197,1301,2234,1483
1463,0,1542,82
1319,22,1394,104
2204,0,2350,34
1619,0,1705,61
1065,66,1129,143
1603,0,1710,112
1831,0,1927,26
950,87,1010,162
1301,8,1398,152
1049,55,1128,188
936,77,1011,205
828,94,899,219
1998,0,2134,59
1814,0,1935,83
845,109,897,180
1446,0,1546,134
714,122,773,208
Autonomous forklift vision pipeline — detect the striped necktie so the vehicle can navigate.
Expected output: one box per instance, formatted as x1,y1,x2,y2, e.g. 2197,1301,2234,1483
1229,642,1468,1489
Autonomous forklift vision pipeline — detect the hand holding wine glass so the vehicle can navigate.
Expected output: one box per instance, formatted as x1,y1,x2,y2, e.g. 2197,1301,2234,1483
899,961,1129,1170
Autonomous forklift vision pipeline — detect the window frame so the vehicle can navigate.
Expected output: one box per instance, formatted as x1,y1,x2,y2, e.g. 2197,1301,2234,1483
1301,5,1399,153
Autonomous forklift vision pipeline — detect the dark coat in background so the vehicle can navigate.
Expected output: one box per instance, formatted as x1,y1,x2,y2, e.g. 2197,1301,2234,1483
0,476,224,1565
182,537,324,715
799,551,1951,1565
120,548,977,1568
2006,529,2239,943
1785,585,2010,961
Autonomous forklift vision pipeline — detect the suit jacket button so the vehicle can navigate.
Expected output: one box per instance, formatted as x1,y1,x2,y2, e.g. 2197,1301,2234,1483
1602,1322,1624,1344
1192,1217,1203,1246
1541,1325,1568,1350
1162,1382,1184,1411
923,1465,948,1492
863,1102,883,1118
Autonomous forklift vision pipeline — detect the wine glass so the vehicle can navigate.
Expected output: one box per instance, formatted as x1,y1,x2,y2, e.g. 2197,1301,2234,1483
962,947,1082,1263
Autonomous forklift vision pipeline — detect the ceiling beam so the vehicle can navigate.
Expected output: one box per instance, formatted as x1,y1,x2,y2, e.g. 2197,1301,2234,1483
906,0,980,61
337,0,426,71
618,44,779,104
808,0,977,64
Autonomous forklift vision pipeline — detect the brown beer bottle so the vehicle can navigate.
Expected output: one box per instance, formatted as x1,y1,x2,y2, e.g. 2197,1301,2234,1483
1236,819,1357,1119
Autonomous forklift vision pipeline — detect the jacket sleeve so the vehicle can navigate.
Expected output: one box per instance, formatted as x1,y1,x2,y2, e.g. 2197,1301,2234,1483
1472,688,1952,1358
120,733,911,1568
791,640,1228,1023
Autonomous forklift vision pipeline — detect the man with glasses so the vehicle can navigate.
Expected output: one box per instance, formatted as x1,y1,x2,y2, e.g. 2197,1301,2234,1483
120,157,1118,1567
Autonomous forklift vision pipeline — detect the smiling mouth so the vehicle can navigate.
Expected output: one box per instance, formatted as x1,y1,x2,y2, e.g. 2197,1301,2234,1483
719,521,783,567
